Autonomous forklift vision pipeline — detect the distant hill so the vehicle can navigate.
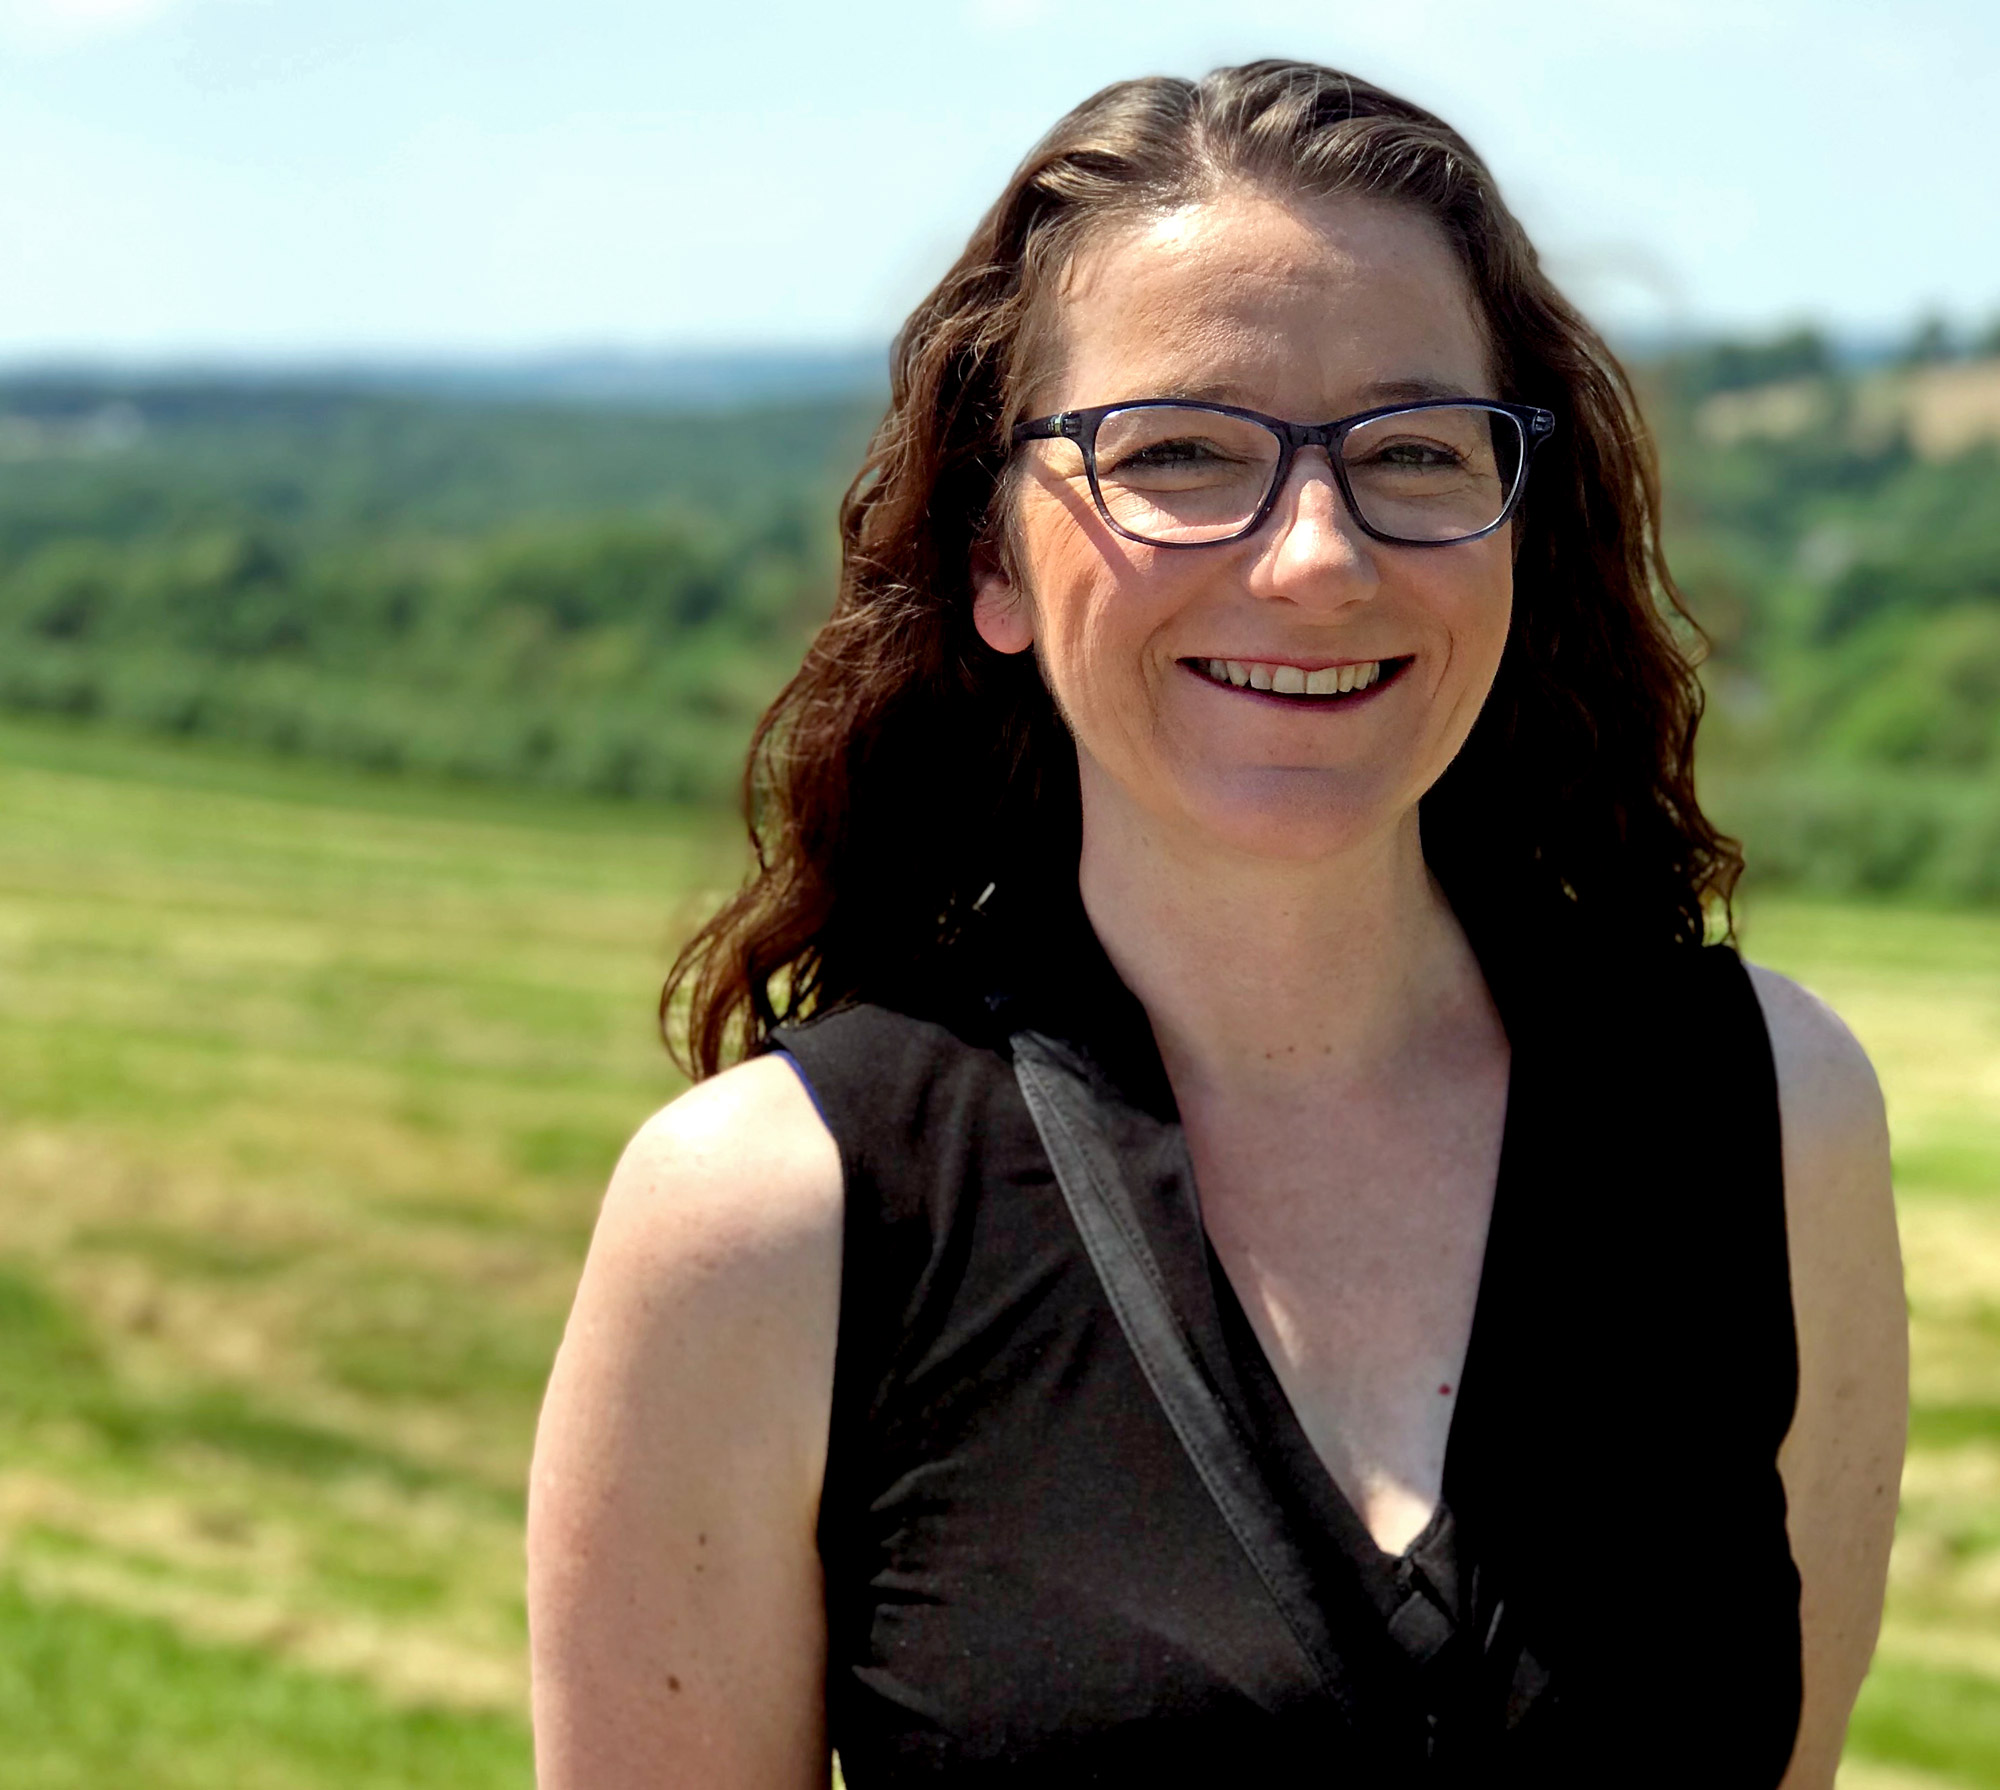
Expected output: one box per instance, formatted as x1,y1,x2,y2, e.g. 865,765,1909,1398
1695,356,2000,461
4,331,2000,900
0,373,879,803
0,373,878,537
0,345,888,417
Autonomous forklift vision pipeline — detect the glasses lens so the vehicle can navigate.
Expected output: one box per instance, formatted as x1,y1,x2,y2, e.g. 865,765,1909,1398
1339,405,1524,544
1092,406,1282,544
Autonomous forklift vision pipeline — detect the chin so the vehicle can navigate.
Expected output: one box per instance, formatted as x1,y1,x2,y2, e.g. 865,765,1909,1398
1169,762,1413,862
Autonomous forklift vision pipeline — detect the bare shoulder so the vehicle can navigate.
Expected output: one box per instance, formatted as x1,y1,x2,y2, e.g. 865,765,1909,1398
1745,962,1886,1163
537,1049,846,1520
1744,958,1898,1341
1745,960,1899,1293
1742,957,1901,1404
1744,961,1906,1790
527,1055,842,1790
597,1053,844,1272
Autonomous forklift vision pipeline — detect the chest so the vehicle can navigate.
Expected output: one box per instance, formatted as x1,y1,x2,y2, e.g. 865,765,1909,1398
794,954,1803,1784
1179,1060,1510,1551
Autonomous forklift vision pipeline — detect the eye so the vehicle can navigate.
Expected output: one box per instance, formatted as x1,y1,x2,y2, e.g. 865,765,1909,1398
1108,435,1252,472
1358,437,1467,470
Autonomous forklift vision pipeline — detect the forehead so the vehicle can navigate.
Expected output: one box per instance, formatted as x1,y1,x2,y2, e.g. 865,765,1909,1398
1047,190,1494,416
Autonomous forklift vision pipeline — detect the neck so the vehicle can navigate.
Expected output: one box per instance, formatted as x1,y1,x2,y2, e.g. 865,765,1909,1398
1076,774,1488,1099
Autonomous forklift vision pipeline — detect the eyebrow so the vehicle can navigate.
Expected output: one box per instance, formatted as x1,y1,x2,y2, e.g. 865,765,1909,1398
1354,376,1481,404
1144,374,1489,410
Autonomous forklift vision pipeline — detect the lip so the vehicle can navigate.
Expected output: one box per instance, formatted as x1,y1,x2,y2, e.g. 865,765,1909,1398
1177,654,1413,707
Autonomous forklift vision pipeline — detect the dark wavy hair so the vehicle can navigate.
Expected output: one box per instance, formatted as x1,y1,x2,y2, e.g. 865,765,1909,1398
664,59,1739,1077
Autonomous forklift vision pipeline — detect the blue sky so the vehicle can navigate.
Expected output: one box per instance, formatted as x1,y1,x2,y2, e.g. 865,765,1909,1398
1,0,1995,359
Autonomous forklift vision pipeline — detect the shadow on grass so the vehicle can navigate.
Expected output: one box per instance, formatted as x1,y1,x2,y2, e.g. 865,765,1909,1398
0,1261,520,1514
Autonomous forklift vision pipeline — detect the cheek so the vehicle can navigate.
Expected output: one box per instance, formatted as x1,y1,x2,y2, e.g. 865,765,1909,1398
1436,551,1514,684
1018,496,1163,672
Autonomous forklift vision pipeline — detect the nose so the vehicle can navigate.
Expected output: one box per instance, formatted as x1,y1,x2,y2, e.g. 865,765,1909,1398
1245,444,1379,605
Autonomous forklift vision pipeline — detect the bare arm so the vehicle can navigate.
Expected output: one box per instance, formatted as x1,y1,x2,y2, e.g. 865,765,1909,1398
1751,965,1908,1790
527,1055,843,1790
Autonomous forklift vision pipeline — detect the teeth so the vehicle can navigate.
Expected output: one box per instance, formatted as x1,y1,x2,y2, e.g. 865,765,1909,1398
1197,658,1388,695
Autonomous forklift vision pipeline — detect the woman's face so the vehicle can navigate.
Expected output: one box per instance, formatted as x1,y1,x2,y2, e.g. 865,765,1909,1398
977,189,1514,864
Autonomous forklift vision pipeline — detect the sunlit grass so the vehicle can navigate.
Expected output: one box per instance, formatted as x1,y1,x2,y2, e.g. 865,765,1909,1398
1743,898,2000,1788
0,716,1994,1783
0,717,732,1779
0,1575,530,1790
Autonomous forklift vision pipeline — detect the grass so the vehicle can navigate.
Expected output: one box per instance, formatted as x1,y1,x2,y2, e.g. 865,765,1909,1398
0,715,733,1783
0,713,1995,1784
0,1576,529,1790
1737,899,2000,1788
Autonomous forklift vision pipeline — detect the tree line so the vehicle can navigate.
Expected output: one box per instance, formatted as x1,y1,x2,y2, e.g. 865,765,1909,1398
2,347,1997,892
1646,329,2000,897
0,383,868,802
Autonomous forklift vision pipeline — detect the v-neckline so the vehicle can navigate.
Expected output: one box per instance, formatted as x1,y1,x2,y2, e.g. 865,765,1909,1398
995,877,1535,1588
1189,1054,1527,1574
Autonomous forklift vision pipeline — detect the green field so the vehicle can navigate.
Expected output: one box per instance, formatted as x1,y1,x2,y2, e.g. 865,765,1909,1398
0,716,1995,1787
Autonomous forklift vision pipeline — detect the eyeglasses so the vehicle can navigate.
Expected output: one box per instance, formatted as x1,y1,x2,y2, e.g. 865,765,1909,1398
1010,397,1557,549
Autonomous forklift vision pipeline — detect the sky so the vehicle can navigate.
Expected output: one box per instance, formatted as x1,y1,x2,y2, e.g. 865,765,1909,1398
1,0,1996,361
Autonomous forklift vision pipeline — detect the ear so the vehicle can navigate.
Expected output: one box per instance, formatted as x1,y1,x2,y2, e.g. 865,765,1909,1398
971,544,1036,656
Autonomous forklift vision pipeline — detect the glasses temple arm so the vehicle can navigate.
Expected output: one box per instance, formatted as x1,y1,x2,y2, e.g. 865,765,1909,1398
1010,414,1081,444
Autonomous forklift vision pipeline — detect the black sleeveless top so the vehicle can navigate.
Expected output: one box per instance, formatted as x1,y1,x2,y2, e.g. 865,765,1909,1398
775,898,1801,1787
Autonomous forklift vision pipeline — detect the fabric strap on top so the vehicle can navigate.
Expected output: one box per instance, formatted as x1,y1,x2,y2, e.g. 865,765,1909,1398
1011,1029,1362,1725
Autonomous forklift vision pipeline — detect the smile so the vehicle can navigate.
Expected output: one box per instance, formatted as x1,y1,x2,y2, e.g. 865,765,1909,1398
1183,656,1410,699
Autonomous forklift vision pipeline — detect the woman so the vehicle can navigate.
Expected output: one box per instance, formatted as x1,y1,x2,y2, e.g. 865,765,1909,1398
528,62,1905,1787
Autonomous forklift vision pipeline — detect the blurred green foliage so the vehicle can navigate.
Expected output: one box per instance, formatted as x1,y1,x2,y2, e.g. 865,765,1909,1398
0,381,872,802
1655,347,2000,748
5,343,2000,893
1641,333,2000,895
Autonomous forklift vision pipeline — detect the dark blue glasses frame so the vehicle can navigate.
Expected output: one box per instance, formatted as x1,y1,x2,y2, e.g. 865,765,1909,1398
1010,396,1558,549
